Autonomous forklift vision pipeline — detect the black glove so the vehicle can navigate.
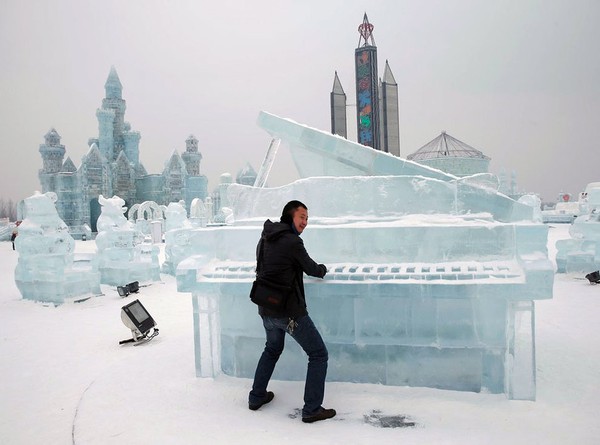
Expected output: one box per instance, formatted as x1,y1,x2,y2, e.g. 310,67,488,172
319,264,328,277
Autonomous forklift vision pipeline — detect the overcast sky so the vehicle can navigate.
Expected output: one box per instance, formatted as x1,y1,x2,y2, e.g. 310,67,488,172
1,0,599,203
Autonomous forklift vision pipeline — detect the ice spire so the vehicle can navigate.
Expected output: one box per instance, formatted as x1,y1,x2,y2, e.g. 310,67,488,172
105,66,123,99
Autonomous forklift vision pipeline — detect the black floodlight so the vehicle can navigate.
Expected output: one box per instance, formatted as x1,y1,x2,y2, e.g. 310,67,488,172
119,299,159,344
128,281,140,293
585,270,600,284
117,281,140,297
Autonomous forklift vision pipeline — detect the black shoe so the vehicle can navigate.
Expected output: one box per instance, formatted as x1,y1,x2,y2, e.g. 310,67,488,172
249,391,274,411
585,271,600,284
302,408,336,423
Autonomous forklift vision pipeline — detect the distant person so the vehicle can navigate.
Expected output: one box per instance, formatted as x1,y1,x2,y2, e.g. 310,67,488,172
10,221,21,251
248,200,336,423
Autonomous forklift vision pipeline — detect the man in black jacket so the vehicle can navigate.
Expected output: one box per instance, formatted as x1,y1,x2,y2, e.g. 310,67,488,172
248,200,336,423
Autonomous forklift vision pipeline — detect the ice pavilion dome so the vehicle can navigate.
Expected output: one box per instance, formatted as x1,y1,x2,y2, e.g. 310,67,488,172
407,131,491,177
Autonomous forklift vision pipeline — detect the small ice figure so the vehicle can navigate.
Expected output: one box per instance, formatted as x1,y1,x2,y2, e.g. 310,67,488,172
14,191,101,304
189,198,211,227
16,191,74,255
213,207,234,225
517,194,542,223
555,183,600,272
95,195,160,285
97,195,136,232
165,200,191,232
161,201,193,275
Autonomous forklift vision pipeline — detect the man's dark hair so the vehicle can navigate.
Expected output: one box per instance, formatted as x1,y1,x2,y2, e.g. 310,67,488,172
280,200,307,225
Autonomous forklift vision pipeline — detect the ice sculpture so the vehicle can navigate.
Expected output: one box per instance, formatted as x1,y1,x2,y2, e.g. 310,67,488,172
129,201,166,241
189,198,210,227
161,201,193,275
174,112,554,400
95,195,160,285
518,194,543,223
164,200,192,232
556,182,600,273
14,192,101,304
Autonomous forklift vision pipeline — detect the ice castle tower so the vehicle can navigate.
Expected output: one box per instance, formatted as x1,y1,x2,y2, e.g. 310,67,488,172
174,112,554,400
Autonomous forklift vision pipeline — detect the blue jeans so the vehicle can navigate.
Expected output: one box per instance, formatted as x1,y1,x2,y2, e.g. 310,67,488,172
249,315,328,417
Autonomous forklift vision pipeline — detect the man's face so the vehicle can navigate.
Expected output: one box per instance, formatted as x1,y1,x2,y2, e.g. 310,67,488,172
292,207,308,234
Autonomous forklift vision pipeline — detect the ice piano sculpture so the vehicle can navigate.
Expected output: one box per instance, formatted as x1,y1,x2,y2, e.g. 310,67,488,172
175,112,554,400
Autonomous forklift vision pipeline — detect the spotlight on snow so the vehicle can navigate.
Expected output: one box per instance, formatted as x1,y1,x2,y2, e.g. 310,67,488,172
119,299,158,345
117,281,140,297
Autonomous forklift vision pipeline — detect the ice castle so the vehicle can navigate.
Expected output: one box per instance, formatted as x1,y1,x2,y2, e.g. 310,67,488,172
173,112,554,401
38,67,208,237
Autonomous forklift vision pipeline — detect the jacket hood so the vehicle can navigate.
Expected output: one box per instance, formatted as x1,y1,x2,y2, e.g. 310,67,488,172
262,219,294,241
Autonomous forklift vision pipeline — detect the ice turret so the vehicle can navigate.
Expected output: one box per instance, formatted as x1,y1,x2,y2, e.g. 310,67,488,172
39,128,66,174
182,134,202,176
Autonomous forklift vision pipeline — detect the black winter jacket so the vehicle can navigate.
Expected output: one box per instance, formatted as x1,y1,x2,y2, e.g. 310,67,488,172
256,219,327,319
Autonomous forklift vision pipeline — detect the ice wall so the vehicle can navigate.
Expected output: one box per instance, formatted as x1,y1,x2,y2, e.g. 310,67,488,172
14,192,101,304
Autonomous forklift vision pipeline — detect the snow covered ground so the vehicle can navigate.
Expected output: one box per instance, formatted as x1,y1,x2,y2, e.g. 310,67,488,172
1,224,599,444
